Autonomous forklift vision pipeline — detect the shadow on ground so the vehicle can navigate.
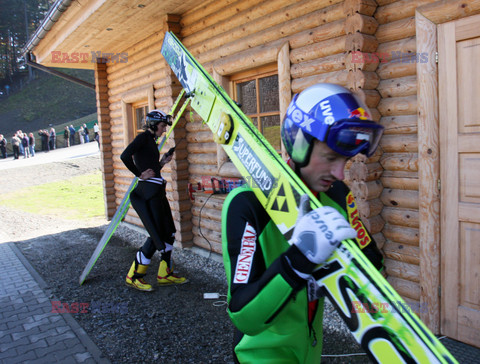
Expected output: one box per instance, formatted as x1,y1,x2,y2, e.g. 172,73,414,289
15,224,380,363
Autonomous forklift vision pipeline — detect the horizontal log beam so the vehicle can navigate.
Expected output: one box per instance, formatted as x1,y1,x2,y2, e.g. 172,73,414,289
380,134,418,153
193,236,222,255
377,75,417,98
417,0,480,24
377,58,417,80
192,205,222,222
290,36,346,64
376,17,416,44
384,258,419,283
382,206,419,228
378,95,417,116
380,115,418,135
381,176,418,190
290,53,345,79
288,18,345,49
384,240,420,265
291,70,348,93
381,153,418,173
377,36,417,62
387,275,420,301
381,188,419,209
375,0,436,25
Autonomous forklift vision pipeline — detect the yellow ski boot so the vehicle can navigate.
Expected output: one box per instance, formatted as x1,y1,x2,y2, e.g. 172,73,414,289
126,261,153,292
157,260,188,286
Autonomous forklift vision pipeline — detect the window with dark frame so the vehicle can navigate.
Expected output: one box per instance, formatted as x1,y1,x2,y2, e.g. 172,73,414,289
233,67,281,152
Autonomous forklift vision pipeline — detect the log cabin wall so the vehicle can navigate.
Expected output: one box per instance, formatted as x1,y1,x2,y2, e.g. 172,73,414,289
95,59,116,219
178,0,386,256
103,16,193,248
374,0,440,315
91,0,480,336
374,0,480,333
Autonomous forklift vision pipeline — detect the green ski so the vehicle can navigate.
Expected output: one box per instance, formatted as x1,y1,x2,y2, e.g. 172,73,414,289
79,91,189,285
161,31,457,363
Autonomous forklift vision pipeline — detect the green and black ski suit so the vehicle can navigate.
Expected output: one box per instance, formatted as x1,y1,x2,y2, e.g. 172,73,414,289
222,181,383,364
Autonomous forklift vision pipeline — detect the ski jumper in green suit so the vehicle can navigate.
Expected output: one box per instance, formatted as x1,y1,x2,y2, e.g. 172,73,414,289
222,179,384,363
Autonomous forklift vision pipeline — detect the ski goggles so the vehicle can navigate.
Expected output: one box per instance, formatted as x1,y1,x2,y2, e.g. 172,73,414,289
325,119,384,157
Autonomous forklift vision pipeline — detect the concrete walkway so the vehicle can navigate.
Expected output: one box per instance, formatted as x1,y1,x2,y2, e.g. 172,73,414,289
0,242,109,363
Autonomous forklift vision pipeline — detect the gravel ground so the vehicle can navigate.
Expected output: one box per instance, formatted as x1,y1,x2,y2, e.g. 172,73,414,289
0,147,369,363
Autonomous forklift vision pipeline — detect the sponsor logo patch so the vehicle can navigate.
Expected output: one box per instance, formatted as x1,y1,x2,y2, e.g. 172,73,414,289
346,192,371,248
233,222,257,284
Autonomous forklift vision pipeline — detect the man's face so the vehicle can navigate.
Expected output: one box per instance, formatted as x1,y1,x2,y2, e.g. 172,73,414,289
299,140,348,193
155,122,168,137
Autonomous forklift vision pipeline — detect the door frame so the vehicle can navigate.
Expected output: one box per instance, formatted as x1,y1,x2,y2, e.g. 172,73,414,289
415,2,480,336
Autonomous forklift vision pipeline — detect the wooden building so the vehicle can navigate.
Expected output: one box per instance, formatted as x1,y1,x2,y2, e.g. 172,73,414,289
24,0,480,347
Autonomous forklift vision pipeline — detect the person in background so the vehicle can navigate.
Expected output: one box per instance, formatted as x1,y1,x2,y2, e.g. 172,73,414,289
120,110,187,291
11,134,20,159
79,126,85,144
93,122,99,139
64,126,70,147
18,130,24,156
49,128,56,150
38,129,45,151
93,122,100,148
83,123,90,143
0,134,7,158
39,129,49,152
22,133,30,158
222,83,385,363
28,132,35,157
69,125,76,146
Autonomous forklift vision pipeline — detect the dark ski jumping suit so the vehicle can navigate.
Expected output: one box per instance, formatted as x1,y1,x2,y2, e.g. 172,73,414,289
121,131,175,256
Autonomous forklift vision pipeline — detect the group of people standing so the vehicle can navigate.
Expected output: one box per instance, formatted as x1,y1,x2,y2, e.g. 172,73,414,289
0,122,100,160
64,123,99,148
1,130,36,159
38,128,56,152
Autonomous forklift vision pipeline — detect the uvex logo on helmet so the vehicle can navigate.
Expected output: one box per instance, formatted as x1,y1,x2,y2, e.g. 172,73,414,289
349,107,370,120
320,100,335,125
287,102,316,132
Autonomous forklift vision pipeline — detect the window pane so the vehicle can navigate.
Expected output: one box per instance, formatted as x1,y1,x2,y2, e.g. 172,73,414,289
261,114,281,151
135,106,147,131
259,75,279,113
236,80,257,114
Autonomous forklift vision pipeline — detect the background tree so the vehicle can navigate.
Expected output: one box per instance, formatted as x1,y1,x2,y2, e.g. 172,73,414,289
0,0,53,86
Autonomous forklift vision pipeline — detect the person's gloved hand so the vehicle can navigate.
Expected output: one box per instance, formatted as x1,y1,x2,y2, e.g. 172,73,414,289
289,194,357,265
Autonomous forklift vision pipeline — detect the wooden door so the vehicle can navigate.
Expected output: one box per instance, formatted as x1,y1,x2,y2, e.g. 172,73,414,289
438,14,480,348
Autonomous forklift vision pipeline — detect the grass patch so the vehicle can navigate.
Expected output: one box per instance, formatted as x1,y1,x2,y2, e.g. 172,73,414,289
0,172,104,220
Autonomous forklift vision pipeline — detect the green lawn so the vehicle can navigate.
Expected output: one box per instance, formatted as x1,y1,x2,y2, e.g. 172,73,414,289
0,172,104,220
